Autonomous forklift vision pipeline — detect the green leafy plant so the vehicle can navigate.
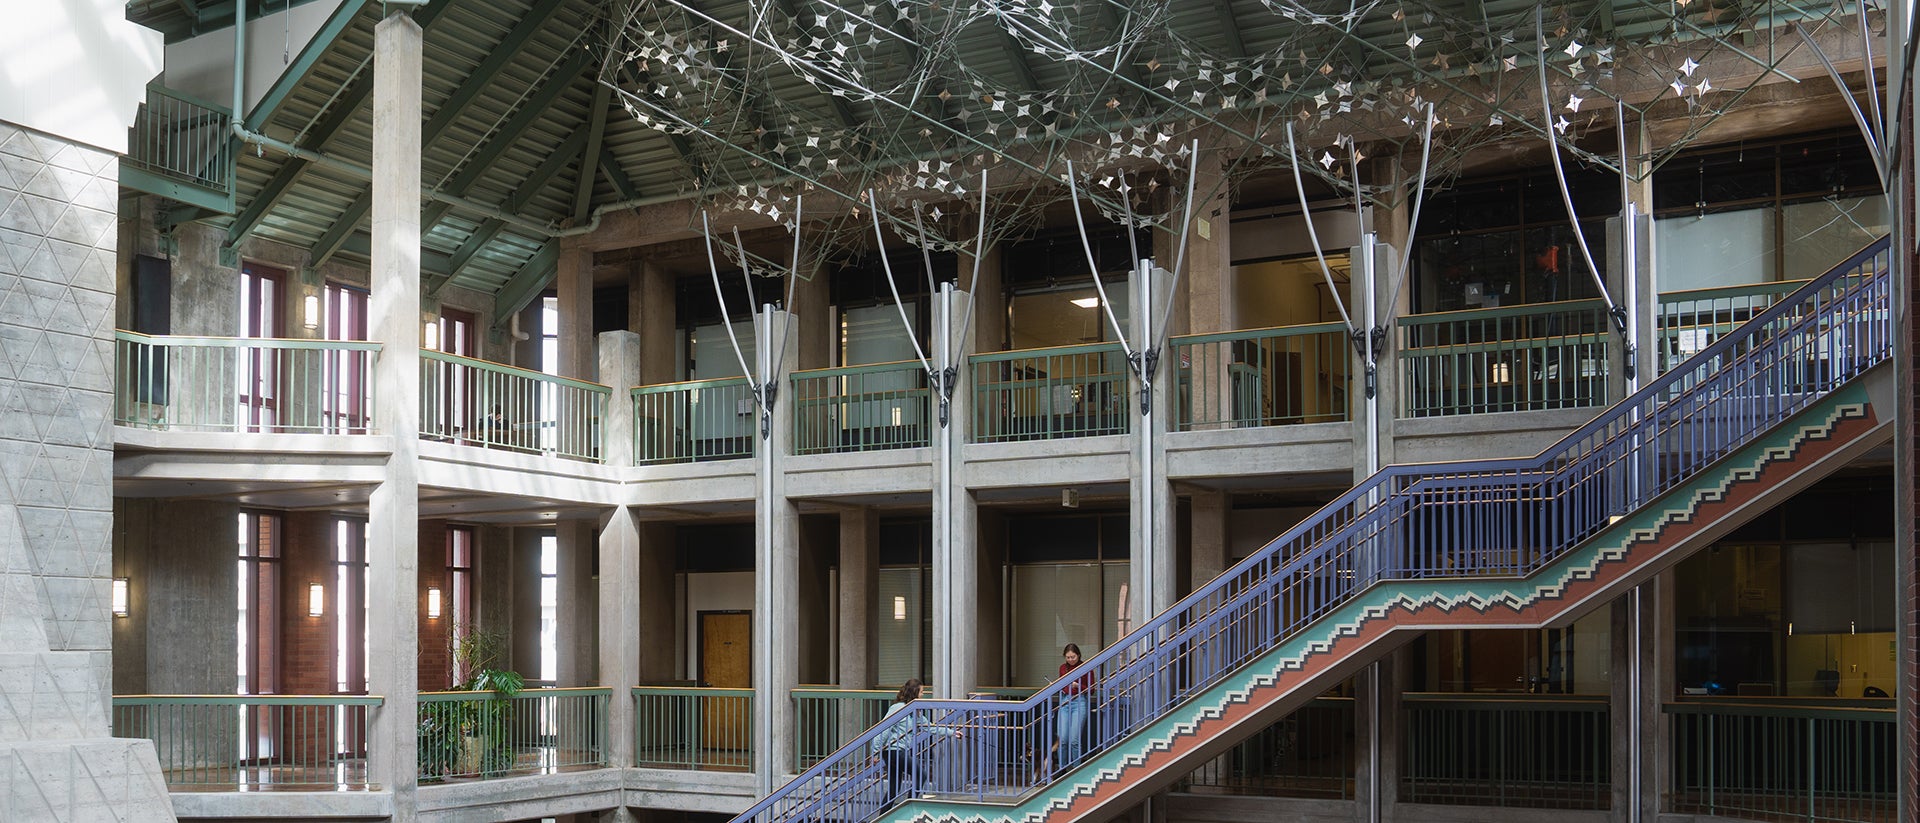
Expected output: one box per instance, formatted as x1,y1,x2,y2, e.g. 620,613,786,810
419,622,525,780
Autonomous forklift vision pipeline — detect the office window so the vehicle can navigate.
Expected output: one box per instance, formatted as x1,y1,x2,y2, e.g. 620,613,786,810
236,511,281,696
334,518,368,695
238,264,284,430
1004,514,1130,686
322,282,370,432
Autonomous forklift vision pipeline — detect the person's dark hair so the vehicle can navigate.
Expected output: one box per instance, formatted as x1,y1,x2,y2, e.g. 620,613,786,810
1061,643,1083,660
893,678,923,704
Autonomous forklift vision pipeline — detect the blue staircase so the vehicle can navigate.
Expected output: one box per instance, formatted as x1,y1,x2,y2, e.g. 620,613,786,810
733,238,1896,823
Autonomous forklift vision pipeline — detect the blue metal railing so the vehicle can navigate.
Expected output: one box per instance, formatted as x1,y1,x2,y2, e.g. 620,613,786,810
729,238,1893,823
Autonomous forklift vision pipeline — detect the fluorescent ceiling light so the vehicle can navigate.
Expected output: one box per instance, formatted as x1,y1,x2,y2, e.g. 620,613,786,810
1069,297,1100,308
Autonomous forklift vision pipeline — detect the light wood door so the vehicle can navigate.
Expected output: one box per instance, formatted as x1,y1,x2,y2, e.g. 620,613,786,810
701,612,752,751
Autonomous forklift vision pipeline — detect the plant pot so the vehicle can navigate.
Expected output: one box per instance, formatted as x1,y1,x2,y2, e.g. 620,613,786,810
460,735,484,776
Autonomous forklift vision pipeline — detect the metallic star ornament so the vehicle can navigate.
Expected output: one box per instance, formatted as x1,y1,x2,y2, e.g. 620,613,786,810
1678,57,1700,76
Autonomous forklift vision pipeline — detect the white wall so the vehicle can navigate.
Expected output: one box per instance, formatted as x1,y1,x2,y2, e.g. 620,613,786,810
163,0,341,119
0,0,163,153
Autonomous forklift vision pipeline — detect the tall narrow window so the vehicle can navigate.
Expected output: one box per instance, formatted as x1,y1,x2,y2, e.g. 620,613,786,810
333,518,369,695
323,283,370,432
237,511,281,763
238,264,284,430
540,298,560,453
428,309,479,442
539,533,558,685
447,526,475,654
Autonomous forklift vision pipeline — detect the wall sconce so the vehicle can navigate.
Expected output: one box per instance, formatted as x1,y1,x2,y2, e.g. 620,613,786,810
303,293,321,330
308,583,326,617
423,319,438,348
112,577,129,618
893,595,907,622
427,587,442,619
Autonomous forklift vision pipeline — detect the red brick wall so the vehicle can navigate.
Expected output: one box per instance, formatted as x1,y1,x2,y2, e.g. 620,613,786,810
280,512,336,695
419,520,452,689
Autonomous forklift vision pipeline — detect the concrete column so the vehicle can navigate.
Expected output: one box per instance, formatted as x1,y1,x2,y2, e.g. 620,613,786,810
838,507,880,690
1353,644,1406,823
636,522,676,684
1612,570,1672,822
794,248,833,371
628,261,677,384
1362,201,1400,471
366,11,423,817
1189,490,1230,593
1178,150,1233,339
556,521,597,686
752,308,800,789
1613,125,1658,394
932,285,979,696
1131,265,1178,619
968,244,1007,352
557,242,595,380
598,506,641,823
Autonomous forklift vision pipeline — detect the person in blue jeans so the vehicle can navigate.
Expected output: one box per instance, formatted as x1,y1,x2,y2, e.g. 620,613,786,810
1052,643,1093,772
870,679,959,802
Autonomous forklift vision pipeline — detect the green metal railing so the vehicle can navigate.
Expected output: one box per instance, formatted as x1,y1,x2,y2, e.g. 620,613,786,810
420,350,608,462
110,694,383,789
1656,280,1809,374
122,84,236,213
1178,697,1354,798
1667,701,1896,823
793,688,895,768
416,687,610,782
633,686,754,770
114,332,380,433
791,361,931,455
1170,323,1351,431
631,377,757,464
969,343,1130,443
1400,694,1611,810
1398,299,1611,418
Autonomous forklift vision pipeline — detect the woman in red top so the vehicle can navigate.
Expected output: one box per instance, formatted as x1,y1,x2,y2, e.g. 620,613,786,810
1054,643,1093,770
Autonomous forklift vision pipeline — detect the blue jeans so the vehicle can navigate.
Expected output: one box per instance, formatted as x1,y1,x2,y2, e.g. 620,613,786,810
1056,695,1088,768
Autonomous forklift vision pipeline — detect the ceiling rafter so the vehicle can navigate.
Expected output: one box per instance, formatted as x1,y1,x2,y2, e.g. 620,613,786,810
573,83,615,223
417,47,595,237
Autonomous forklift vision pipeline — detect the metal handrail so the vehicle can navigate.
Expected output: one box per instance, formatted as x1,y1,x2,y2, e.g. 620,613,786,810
730,236,1892,823
1168,320,1349,347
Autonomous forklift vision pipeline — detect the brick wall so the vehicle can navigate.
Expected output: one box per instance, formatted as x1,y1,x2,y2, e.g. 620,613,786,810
419,520,452,689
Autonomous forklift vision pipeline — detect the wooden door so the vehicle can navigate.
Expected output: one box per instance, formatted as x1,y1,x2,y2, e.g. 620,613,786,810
700,612,752,752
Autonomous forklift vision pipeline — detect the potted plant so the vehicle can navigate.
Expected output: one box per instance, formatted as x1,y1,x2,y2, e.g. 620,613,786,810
419,622,524,780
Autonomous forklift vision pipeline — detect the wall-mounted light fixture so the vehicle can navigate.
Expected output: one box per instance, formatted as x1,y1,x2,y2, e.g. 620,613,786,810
303,293,321,330
112,577,129,618
423,319,438,348
893,596,907,622
427,587,442,619
308,583,326,617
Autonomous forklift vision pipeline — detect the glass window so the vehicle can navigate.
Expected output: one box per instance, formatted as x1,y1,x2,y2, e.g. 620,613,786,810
1413,614,1610,694
1007,285,1131,350
540,533,558,685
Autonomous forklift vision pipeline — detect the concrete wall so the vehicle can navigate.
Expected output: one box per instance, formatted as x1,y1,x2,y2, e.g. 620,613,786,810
111,498,238,694
161,1,342,117
0,122,175,819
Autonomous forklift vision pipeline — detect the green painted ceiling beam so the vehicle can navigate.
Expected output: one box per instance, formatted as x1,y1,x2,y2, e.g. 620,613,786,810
337,231,453,278
418,0,571,147
599,146,638,201
243,0,372,132
573,83,613,224
438,218,508,293
228,1,448,247
493,241,559,326
418,48,594,236
511,129,592,216
308,189,373,268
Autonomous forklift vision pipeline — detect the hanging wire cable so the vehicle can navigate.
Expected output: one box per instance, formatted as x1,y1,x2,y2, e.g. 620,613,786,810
913,204,941,300
772,194,805,380
867,190,935,375
730,226,760,310
1065,161,1136,359
1284,123,1357,333
949,170,990,367
701,211,759,391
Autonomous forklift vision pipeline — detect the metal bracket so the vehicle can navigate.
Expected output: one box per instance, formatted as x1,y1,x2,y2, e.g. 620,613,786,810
1608,306,1637,381
218,245,239,268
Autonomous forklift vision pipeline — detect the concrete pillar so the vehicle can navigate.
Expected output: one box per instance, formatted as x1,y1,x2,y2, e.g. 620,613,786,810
1612,570,1672,821
365,11,424,817
974,508,1008,688
598,504,641,823
628,261,676,385
794,248,833,371
752,307,800,788
1353,644,1406,823
932,285,979,696
838,507,880,690
1363,199,1402,470
557,241,595,380
1177,149,1233,339
556,521,597,686
1131,265,1178,619
1612,125,1658,394
636,522,676,684
968,244,1007,352
1189,490,1230,593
